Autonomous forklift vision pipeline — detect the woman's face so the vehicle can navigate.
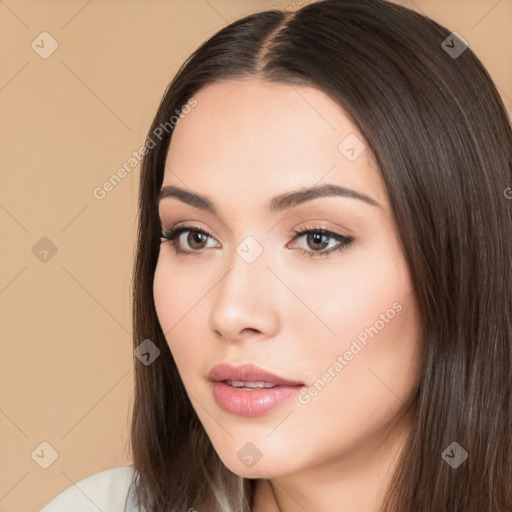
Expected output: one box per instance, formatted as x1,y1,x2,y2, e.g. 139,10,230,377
154,79,422,479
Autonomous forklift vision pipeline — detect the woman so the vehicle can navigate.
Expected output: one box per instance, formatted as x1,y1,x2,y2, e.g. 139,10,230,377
42,0,512,510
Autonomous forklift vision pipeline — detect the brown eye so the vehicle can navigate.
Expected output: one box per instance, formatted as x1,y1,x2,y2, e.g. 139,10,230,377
160,225,219,255
187,230,208,250
306,232,330,251
290,227,354,258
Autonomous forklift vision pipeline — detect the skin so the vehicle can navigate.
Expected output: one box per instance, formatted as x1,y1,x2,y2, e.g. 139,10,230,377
153,79,422,512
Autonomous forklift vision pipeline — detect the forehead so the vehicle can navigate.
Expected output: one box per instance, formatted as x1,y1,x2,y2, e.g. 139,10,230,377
163,79,387,211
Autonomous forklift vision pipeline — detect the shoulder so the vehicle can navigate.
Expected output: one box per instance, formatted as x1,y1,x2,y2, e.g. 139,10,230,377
41,464,140,512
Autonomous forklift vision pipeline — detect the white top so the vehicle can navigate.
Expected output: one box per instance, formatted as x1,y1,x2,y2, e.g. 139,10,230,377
41,465,145,512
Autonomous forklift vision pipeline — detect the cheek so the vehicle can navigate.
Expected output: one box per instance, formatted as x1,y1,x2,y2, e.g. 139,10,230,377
153,257,201,352
153,255,215,388
289,284,420,469
293,238,420,413
310,301,420,465
153,259,175,332
153,254,205,329
287,232,414,352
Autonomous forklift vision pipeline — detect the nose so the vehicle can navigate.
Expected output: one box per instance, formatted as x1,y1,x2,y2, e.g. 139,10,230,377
208,244,281,343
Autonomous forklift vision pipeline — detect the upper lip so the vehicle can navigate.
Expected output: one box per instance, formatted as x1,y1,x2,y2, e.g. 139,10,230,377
208,363,304,386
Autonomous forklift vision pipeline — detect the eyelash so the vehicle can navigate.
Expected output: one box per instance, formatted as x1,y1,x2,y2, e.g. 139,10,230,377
160,223,354,259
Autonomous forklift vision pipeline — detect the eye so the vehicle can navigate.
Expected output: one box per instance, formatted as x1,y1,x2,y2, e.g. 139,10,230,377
160,223,354,258
289,225,354,258
160,224,219,255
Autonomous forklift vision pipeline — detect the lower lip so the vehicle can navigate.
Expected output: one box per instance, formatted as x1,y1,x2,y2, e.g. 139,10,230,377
211,381,303,416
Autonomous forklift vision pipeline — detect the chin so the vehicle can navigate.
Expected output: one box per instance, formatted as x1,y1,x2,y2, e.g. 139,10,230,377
214,447,293,480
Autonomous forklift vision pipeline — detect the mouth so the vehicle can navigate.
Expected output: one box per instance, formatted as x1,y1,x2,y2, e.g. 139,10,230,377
223,380,279,389
208,363,305,416
208,363,304,386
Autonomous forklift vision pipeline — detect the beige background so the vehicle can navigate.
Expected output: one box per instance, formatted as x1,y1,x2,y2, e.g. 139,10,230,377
0,1,510,510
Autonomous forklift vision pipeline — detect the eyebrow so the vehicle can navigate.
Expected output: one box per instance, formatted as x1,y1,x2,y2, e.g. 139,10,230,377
157,183,382,214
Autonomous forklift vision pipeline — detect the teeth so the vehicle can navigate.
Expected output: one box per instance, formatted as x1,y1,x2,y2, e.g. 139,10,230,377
226,380,276,389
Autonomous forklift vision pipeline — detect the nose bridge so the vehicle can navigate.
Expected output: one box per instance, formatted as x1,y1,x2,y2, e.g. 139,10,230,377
208,235,278,340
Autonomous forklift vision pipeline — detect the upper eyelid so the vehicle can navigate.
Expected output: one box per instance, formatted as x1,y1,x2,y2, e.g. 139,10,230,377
161,224,222,247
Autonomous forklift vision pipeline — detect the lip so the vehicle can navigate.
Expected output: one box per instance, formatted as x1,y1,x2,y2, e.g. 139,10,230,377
208,363,304,386
208,363,304,417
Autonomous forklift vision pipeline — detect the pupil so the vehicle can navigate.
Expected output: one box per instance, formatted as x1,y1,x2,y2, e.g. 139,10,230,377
189,231,206,249
309,233,327,250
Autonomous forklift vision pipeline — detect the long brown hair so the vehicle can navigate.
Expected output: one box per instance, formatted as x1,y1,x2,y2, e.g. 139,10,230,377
130,1,512,510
